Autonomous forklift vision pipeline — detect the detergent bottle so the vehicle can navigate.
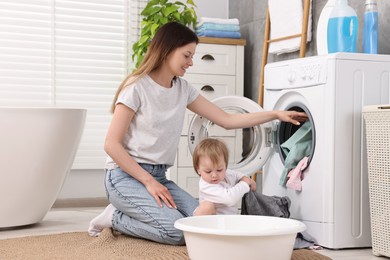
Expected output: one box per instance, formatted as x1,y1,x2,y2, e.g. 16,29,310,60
362,0,378,54
327,0,358,53
316,0,336,55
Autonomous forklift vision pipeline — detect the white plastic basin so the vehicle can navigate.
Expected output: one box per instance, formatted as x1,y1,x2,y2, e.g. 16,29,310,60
174,215,306,260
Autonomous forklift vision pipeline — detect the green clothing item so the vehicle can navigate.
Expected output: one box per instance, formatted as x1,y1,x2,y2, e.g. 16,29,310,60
279,121,312,186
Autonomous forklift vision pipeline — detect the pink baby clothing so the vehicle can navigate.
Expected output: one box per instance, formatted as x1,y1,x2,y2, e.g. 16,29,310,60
286,156,309,191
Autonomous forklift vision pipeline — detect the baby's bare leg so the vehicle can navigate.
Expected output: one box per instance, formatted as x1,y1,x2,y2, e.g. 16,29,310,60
194,201,216,216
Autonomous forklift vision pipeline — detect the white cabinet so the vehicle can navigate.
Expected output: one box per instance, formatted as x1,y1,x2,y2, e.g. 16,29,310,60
168,38,246,198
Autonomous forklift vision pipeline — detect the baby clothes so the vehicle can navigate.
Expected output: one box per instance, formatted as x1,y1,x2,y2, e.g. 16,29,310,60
286,156,309,191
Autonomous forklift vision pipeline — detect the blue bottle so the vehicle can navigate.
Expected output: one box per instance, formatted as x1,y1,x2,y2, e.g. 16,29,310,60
363,0,378,54
327,0,358,53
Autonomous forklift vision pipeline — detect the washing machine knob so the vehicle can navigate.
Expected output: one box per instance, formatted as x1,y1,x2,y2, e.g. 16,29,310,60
288,71,296,84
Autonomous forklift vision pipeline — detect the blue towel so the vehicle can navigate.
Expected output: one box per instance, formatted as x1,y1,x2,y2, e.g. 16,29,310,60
196,30,241,39
196,23,240,32
279,121,312,186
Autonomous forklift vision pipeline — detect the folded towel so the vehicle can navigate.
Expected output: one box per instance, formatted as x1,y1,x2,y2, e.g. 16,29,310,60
279,121,312,186
196,23,240,32
196,30,241,39
268,0,312,55
198,17,239,26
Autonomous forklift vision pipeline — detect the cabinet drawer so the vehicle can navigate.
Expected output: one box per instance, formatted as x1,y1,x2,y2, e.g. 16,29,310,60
177,167,200,198
184,74,236,99
188,44,236,75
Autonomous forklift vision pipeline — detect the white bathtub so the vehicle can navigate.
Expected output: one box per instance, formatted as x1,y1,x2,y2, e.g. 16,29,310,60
0,108,86,228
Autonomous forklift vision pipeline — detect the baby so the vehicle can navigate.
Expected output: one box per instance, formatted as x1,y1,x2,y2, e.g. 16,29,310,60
192,138,256,215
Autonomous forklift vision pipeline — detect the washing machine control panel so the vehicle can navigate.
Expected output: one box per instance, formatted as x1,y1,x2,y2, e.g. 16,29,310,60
265,59,327,90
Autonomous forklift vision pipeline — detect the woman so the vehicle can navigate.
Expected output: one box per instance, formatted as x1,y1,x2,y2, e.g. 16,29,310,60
88,22,307,245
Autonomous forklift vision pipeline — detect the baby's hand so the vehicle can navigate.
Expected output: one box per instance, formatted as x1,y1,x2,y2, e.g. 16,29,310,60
240,176,257,192
240,176,253,190
249,178,257,192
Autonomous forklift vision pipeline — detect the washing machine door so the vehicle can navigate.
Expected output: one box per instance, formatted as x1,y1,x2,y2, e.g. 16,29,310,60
188,96,272,177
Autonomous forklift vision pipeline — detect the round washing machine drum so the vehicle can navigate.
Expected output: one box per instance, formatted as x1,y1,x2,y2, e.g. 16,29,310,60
188,96,272,177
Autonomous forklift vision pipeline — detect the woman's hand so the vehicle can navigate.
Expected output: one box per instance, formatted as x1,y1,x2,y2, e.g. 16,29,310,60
276,111,308,125
145,179,177,209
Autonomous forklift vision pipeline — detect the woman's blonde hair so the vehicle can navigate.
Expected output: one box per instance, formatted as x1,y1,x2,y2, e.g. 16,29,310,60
111,22,199,112
192,138,229,175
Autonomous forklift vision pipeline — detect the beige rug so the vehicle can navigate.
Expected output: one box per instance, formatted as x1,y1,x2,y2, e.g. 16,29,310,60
0,228,332,260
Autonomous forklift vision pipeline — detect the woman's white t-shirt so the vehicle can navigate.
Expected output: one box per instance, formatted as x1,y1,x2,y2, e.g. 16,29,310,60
105,75,199,169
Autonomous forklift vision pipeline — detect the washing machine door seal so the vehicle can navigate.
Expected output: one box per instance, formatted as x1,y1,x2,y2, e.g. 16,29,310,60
188,96,272,177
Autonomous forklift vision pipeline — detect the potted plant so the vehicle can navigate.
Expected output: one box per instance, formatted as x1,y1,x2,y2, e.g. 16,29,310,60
132,0,197,68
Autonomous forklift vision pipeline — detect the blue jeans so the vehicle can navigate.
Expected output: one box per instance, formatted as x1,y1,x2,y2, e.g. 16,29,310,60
105,164,198,245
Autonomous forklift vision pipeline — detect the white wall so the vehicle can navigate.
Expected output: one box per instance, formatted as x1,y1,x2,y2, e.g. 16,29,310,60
195,0,228,19
58,0,229,200
58,170,106,199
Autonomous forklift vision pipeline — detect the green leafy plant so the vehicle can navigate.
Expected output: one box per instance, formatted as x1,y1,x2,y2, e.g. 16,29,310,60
132,0,197,68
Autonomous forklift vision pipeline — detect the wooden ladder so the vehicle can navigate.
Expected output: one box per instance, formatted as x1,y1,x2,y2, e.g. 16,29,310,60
258,0,311,107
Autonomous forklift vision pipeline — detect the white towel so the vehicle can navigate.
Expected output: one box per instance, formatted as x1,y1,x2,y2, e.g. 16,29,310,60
268,0,312,55
197,17,239,26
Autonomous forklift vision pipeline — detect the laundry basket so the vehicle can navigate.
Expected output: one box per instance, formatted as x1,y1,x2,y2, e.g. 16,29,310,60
363,105,390,257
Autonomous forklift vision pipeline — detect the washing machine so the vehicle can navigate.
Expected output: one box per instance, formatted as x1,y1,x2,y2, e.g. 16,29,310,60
262,53,390,249
188,53,390,249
